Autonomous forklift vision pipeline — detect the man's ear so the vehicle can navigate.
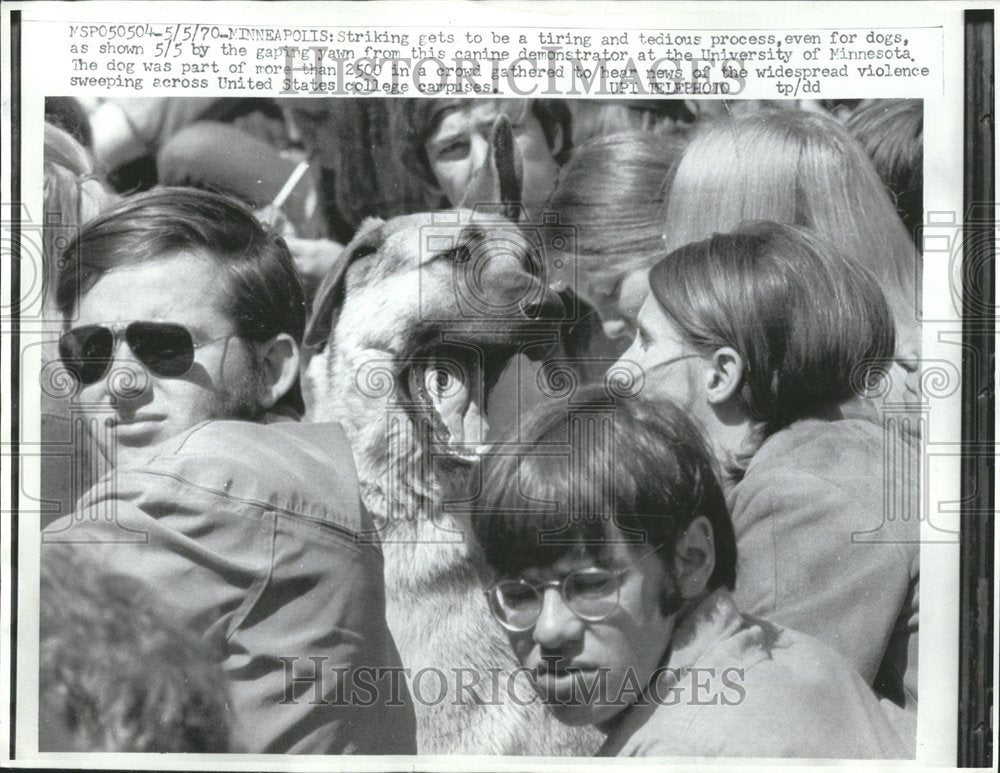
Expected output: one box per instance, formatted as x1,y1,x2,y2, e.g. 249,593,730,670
672,515,716,600
704,347,744,406
253,333,301,410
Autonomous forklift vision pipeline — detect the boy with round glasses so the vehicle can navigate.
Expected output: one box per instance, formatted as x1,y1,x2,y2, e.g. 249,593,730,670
471,389,911,758
42,188,416,754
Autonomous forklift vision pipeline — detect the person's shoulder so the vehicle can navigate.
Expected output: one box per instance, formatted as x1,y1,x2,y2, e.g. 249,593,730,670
750,624,913,748
748,417,884,472
732,417,919,545
169,418,351,467
607,601,911,759
680,621,912,759
733,419,889,507
745,618,903,702
135,419,366,532
743,618,864,688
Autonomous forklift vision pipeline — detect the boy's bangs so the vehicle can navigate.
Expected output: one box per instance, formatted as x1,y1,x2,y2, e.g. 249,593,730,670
474,442,643,576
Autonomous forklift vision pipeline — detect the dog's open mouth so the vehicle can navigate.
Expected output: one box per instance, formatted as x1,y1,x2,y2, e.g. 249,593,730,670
402,344,519,463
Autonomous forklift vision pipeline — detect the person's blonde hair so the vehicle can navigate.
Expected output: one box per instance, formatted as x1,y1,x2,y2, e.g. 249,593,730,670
43,123,118,312
549,130,686,286
662,108,918,330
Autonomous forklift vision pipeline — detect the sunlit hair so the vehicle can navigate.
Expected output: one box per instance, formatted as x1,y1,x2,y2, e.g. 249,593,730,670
45,97,93,149
471,386,737,592
397,98,573,192
56,187,308,415
649,221,896,457
567,100,693,144
846,99,923,241
40,547,230,752
43,123,118,312
662,107,918,329
549,130,686,287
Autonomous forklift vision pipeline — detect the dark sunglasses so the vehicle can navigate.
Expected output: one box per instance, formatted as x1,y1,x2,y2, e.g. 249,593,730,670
59,321,235,385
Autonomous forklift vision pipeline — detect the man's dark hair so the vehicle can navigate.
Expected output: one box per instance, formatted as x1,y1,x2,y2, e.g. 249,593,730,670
471,388,737,592
398,98,574,192
56,187,307,415
40,546,231,752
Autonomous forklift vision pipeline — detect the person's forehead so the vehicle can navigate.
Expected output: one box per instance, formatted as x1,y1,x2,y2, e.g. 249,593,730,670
584,272,618,299
472,99,530,120
430,100,531,135
619,269,650,305
635,294,661,329
77,251,232,328
520,541,636,581
284,98,331,117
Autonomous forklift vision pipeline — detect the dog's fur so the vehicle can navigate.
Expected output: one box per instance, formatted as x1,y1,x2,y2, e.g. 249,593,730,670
303,118,600,755
304,211,595,754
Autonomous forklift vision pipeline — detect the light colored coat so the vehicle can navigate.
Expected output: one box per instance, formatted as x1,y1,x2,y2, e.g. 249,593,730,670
729,417,920,710
599,589,913,759
43,418,417,754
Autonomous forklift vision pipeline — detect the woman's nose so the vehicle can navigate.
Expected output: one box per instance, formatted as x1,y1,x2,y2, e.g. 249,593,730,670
892,322,921,401
532,588,585,649
602,317,634,341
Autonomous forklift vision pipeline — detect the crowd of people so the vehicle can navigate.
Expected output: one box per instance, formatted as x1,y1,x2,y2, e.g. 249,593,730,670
38,95,922,757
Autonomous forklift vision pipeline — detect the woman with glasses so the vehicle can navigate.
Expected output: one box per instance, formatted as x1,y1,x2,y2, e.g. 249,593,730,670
615,222,919,723
471,388,911,758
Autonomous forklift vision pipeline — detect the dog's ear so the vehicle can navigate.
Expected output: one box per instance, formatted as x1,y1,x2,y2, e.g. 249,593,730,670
458,114,524,222
303,217,385,352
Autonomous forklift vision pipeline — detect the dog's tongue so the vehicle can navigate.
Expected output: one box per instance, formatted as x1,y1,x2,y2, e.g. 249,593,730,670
421,357,489,450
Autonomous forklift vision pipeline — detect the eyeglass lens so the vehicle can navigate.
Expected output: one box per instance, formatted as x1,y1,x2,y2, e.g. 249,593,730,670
59,323,197,385
490,570,622,630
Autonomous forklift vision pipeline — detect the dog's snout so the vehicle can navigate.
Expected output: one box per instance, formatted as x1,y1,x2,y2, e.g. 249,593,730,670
518,299,545,319
518,290,564,320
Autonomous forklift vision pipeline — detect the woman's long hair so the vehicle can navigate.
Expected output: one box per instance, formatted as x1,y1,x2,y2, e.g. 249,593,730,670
662,108,918,332
43,123,119,315
549,130,686,287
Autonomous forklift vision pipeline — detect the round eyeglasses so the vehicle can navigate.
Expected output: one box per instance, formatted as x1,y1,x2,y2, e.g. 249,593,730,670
484,545,666,632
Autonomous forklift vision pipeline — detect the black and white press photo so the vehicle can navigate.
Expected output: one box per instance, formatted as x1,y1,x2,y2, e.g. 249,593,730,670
34,92,925,757
2,1,986,769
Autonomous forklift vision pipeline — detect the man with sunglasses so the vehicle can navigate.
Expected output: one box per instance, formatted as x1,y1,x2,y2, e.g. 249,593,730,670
471,390,911,758
42,188,416,754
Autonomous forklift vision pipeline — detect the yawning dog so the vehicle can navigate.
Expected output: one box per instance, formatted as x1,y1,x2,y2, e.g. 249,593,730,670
303,208,601,754
304,115,601,755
